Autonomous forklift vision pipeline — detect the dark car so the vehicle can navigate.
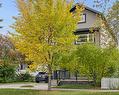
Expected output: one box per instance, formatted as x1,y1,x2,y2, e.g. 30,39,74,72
35,72,48,83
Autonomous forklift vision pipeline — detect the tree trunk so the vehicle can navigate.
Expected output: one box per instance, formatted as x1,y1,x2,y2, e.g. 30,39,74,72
76,73,78,81
48,64,52,91
48,73,52,90
56,71,60,86
93,73,97,87
75,71,78,81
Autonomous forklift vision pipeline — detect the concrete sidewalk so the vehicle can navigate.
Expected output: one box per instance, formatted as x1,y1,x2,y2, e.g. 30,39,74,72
0,83,48,90
0,83,119,92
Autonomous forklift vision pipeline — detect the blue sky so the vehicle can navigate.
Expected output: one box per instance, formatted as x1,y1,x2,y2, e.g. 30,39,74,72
0,0,116,35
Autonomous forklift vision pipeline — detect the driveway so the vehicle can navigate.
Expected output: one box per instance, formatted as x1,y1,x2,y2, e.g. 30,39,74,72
0,83,48,90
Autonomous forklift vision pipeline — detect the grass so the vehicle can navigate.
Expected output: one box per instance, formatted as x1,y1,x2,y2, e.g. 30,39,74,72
54,84,99,89
0,89,119,95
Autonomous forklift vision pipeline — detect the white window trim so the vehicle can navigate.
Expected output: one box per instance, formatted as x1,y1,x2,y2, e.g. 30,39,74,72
78,14,86,23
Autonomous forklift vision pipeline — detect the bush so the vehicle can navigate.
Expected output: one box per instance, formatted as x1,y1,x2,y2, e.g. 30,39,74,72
0,64,16,83
0,64,34,83
15,72,34,82
76,44,119,86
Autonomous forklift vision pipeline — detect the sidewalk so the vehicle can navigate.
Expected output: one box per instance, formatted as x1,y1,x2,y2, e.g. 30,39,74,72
0,83,119,92
0,83,48,90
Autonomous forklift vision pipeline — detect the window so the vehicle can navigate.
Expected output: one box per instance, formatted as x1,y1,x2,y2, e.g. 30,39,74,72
78,14,86,23
75,33,94,45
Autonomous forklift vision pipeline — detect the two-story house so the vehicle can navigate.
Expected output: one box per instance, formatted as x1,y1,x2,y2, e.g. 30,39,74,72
52,4,103,80
72,3,102,46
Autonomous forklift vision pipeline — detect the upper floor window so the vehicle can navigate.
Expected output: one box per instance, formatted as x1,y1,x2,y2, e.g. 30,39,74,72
75,33,94,45
78,14,86,23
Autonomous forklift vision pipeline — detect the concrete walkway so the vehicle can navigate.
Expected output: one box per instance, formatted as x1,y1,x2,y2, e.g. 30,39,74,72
0,83,119,92
0,83,48,90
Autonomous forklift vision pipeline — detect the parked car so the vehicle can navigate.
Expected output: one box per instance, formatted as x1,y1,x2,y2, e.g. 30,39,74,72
35,72,48,83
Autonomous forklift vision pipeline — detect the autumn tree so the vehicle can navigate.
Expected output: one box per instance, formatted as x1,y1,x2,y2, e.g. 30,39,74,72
92,0,119,47
0,35,18,82
11,0,82,90
105,1,119,46
93,0,110,11
0,35,17,65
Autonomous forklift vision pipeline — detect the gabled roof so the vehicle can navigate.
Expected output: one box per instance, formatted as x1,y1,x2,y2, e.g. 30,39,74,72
70,3,102,15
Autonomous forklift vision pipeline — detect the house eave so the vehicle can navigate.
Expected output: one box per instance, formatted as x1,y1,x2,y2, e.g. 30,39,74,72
74,27,100,35
70,3,102,15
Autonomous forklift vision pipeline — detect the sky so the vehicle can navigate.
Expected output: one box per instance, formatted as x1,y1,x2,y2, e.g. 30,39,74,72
0,0,117,35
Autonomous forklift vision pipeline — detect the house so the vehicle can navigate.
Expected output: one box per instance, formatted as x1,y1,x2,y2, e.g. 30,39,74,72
72,4,102,46
52,4,104,80
73,4,112,47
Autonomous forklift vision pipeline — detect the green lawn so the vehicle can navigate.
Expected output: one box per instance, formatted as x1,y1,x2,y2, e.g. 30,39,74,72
0,89,119,95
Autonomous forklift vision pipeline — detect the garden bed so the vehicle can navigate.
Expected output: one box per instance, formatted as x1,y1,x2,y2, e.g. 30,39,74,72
58,79,94,86
54,84,100,89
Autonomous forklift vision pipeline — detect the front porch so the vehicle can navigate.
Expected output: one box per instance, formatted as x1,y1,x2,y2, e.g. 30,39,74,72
51,70,94,86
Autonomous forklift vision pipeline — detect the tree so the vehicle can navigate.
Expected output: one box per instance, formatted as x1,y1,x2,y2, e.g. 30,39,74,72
93,0,119,47
11,0,82,90
93,0,111,10
52,50,80,81
106,1,119,46
0,35,19,83
0,35,17,65
76,44,119,86
60,50,80,80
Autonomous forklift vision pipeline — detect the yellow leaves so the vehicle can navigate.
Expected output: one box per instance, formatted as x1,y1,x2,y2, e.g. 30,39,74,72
28,62,38,71
17,0,32,21
11,0,83,70
57,36,74,45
